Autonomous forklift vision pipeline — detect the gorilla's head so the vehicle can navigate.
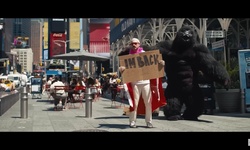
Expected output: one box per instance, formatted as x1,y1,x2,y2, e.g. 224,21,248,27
172,25,196,51
178,26,194,42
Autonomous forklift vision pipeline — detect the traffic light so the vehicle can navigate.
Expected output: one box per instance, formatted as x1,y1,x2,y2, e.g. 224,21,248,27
102,67,105,72
39,62,43,66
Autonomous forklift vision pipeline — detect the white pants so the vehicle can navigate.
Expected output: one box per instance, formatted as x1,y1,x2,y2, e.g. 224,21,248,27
129,83,152,123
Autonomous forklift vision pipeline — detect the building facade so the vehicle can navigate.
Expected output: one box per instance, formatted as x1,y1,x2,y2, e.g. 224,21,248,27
12,48,33,73
31,19,43,65
3,18,14,57
109,18,250,73
13,18,31,44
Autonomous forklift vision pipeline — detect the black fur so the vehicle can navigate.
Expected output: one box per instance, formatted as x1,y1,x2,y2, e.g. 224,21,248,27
144,25,230,121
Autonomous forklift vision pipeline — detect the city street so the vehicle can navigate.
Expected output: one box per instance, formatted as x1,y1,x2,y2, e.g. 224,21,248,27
1,93,250,132
0,92,249,147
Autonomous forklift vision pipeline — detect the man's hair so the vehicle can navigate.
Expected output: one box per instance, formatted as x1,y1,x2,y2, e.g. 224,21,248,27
54,76,59,81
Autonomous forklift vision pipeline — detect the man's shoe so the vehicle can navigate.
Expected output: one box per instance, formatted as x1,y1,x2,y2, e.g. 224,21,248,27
129,121,136,128
146,122,153,128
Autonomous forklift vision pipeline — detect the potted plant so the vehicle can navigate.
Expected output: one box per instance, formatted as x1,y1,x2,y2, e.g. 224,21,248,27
214,57,241,113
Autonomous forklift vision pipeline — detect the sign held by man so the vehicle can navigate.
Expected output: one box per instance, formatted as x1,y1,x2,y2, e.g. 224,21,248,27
119,50,164,83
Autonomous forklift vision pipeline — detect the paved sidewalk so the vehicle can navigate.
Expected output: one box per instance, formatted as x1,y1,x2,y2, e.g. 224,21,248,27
1,93,250,132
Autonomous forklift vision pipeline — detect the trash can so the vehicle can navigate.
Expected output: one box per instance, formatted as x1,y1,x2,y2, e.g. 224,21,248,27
199,83,216,115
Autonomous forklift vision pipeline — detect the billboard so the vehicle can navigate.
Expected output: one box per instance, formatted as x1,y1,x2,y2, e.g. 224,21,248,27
238,49,250,110
43,22,48,49
43,49,48,60
49,33,66,58
50,18,65,33
69,22,80,50
14,36,29,48
89,23,110,53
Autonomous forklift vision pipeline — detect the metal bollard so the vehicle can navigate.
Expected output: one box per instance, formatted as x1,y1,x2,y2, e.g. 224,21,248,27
20,86,28,118
240,88,246,114
85,87,93,118
26,85,30,94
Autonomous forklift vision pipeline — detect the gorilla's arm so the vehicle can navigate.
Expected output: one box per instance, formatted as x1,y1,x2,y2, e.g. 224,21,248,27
118,47,130,56
194,44,230,86
142,40,173,61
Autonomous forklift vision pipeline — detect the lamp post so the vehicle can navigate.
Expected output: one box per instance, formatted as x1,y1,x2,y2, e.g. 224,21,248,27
53,40,69,72
53,39,86,78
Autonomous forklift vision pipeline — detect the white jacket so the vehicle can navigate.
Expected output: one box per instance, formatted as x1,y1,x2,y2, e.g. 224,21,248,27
50,81,65,94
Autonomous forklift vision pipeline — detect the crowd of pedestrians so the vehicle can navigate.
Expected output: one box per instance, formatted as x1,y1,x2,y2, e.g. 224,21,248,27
43,75,103,110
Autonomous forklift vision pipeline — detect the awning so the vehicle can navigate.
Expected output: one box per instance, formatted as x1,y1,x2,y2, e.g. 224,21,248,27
46,70,62,76
52,51,109,61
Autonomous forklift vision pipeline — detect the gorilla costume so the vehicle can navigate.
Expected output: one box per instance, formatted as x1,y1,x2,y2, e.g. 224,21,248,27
143,25,230,121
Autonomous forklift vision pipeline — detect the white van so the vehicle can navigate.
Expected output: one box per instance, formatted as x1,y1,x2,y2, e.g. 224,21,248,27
7,74,21,88
0,75,8,81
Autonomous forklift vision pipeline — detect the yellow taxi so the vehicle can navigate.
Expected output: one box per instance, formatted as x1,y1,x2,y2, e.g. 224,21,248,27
0,78,15,91
4,79,14,89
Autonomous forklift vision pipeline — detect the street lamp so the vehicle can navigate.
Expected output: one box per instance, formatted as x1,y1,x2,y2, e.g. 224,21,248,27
51,40,68,71
52,39,81,72
53,39,79,52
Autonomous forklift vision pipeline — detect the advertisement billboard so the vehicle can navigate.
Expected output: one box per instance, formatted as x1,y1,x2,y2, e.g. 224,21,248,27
14,36,29,48
69,22,80,50
238,49,250,111
50,18,65,33
43,22,48,49
49,33,66,58
43,49,48,60
89,23,110,53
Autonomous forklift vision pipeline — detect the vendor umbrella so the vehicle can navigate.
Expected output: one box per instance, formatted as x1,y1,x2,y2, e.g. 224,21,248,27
52,51,109,61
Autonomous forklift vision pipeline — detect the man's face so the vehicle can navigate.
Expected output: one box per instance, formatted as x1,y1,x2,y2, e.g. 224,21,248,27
130,42,140,50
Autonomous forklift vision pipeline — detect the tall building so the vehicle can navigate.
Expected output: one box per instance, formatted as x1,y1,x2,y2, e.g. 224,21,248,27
13,18,31,44
3,18,14,57
0,18,4,57
12,48,33,73
31,19,43,65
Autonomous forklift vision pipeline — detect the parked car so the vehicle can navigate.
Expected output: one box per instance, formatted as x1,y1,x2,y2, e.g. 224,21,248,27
4,79,15,90
7,74,21,88
0,75,8,81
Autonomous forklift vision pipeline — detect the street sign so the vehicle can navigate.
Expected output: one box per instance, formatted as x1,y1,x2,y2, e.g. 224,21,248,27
212,39,225,50
206,30,225,38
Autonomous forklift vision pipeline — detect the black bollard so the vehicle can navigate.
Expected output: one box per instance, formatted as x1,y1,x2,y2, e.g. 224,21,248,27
241,88,246,114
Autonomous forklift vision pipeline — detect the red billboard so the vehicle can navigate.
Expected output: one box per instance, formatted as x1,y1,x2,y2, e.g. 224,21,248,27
89,23,110,53
49,33,66,58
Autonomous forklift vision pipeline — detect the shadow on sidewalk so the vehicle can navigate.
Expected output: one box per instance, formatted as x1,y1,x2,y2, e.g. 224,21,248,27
103,106,124,109
97,123,130,129
95,116,128,119
156,116,213,123
97,123,153,129
36,99,53,103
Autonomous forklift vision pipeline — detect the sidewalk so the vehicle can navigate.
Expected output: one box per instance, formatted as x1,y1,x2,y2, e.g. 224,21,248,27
0,92,250,132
